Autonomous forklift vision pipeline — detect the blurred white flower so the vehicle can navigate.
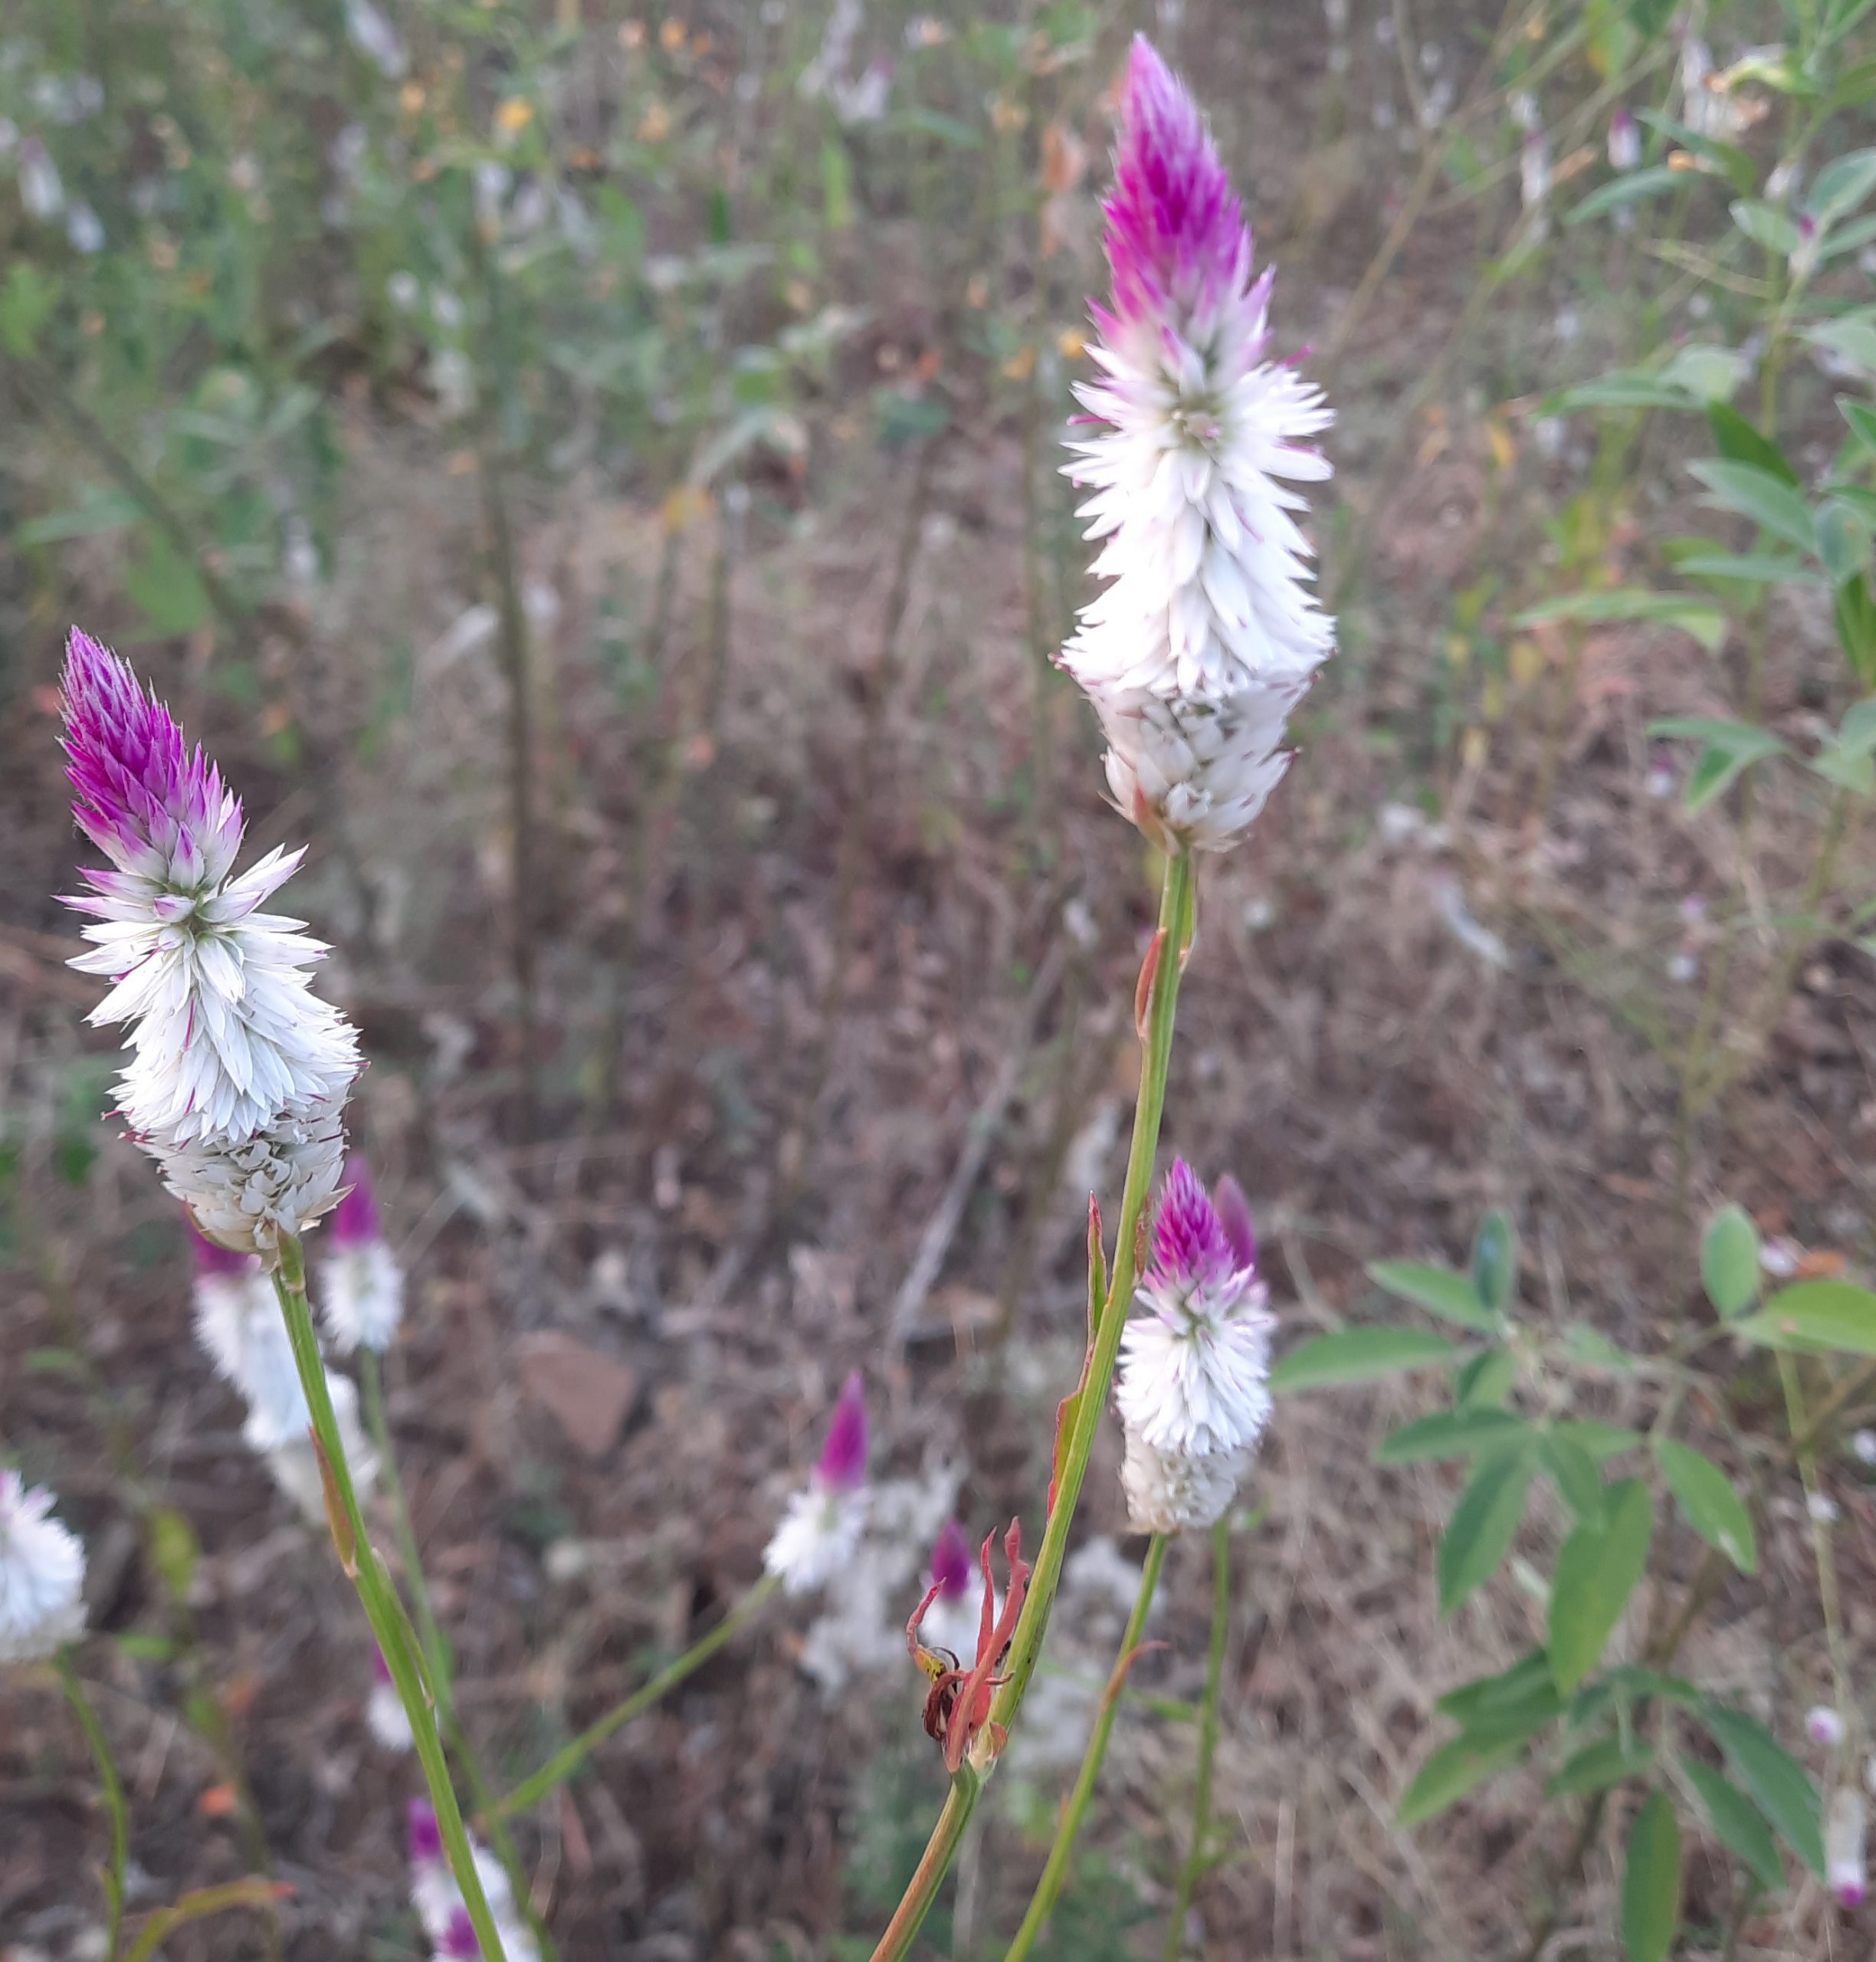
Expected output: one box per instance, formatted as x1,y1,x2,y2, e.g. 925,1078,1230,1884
64,200,103,253
1607,107,1641,172
367,1648,414,1751
0,1469,87,1662
1809,1704,1848,1750
1828,1788,1868,1908
262,1372,377,1520
1852,1429,1876,1467
1809,1491,1842,1525
17,136,63,219
317,1160,404,1355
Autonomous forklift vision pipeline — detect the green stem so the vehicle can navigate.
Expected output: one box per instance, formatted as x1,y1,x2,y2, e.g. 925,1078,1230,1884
362,1353,558,1962
58,1649,128,1960
269,1238,510,1961
1163,1521,1232,1962
1777,1353,1855,1751
871,1773,979,1962
1004,1534,1169,1962
495,1572,782,1819
871,851,1195,1962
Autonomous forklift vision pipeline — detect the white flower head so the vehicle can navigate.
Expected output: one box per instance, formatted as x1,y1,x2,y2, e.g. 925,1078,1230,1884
1809,1704,1848,1750
0,1469,87,1662
1116,1161,1274,1459
1060,38,1333,710
317,1157,404,1354
1810,1491,1842,1526
1852,1429,1876,1468
764,1373,870,1597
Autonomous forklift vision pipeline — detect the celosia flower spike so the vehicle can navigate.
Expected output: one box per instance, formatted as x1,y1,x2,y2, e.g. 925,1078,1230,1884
1828,1787,1868,1908
1117,1160,1275,1460
0,1469,88,1662
763,1374,871,1596
57,630,360,1258
1058,40,1333,855
907,1518,1031,1773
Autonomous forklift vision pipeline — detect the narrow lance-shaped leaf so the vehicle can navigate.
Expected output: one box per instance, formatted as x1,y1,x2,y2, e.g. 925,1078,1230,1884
1700,1702,1825,1874
1271,1327,1468,1395
1622,1792,1681,1962
1681,1757,1785,1893
1438,1446,1536,1616
1653,1439,1756,1573
1548,1478,1652,1692
1367,1258,1502,1333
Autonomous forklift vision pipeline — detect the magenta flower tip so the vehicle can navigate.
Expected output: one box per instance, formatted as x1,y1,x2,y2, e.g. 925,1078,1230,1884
58,626,239,883
330,1156,384,1247
406,1797,443,1864
1150,1160,1232,1284
372,1645,393,1685
1105,35,1248,326
439,1908,480,1958
185,1210,254,1278
930,1519,973,1600
815,1371,868,1492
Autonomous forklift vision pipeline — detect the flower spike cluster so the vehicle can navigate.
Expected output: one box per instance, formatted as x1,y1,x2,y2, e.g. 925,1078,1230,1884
1116,1163,1274,1534
0,1469,87,1663
764,1373,871,1596
1061,38,1333,853
59,629,360,1260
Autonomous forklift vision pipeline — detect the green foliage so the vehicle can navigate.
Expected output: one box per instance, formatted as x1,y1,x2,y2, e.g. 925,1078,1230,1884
1621,1793,1681,1962
1270,1327,1468,1393
1651,1442,1756,1573
1730,1280,1876,1356
1438,1446,1536,1616
1700,1205,1761,1317
1547,1480,1651,1693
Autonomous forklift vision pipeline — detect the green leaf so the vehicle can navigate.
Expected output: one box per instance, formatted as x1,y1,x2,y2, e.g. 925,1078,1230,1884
1687,459,1818,555
1653,1439,1756,1573
1706,402,1800,488
1834,573,1876,687
1514,588,1727,651
1367,1258,1503,1333
1730,1279,1876,1357
1658,344,1750,403
1811,149,1876,226
1566,165,1684,223
1376,1408,1533,1464
1646,716,1786,812
1701,1204,1760,1317
1730,198,1801,254
1622,1792,1681,1962
1818,500,1873,586
1842,397,1876,461
15,487,145,546
1559,1327,1638,1374
1271,1327,1469,1394
1674,550,1825,586
1437,1650,1552,1726
0,261,58,357
113,1629,178,1662
1397,1732,1522,1826
1635,112,1756,194
1454,1347,1520,1408
1550,372,1704,413
1548,1737,1655,1797
1540,1433,1607,1524
1548,1478,1652,1693
1470,1211,1518,1316
1699,1702,1825,1873
1807,314,1876,376
1438,1447,1537,1616
1551,1419,1643,1460
1681,1757,1785,1892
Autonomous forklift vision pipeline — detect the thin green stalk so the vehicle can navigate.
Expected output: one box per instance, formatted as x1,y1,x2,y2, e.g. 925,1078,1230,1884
1163,1521,1232,1961
1003,1534,1169,1962
871,851,1196,1962
1777,1353,1855,1748
494,1572,782,1819
362,1353,557,1962
270,1237,510,1962
58,1650,128,1960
